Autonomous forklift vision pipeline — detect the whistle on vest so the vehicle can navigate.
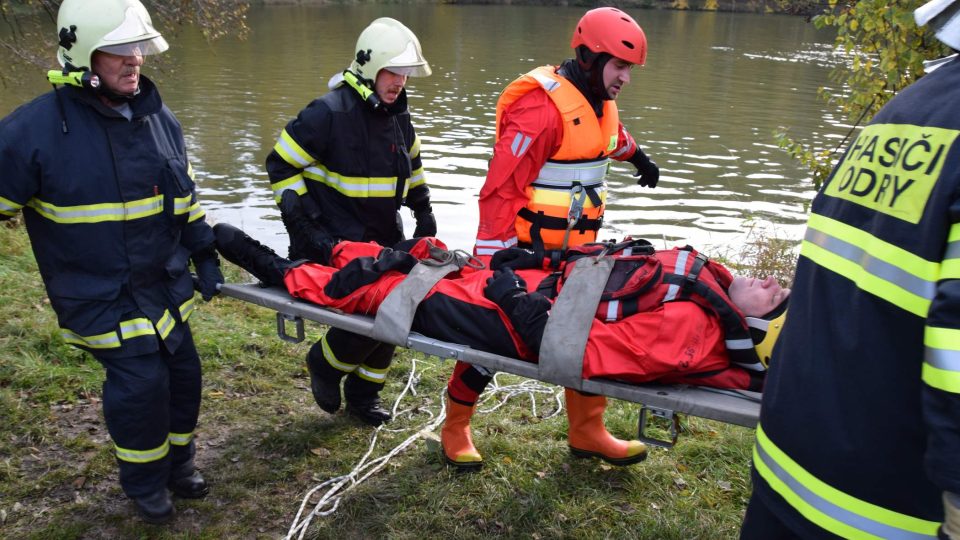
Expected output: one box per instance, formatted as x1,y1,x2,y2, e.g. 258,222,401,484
47,69,100,89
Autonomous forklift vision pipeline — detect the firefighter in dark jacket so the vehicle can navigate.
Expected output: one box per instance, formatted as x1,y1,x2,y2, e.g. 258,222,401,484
264,18,436,426
741,2,960,538
0,0,222,524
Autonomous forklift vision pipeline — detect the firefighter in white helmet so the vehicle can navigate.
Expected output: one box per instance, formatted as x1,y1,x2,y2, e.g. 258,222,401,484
0,0,222,524
264,18,435,427
741,2,960,538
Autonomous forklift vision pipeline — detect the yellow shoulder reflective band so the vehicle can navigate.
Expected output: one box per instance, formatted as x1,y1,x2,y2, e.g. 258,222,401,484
923,326,960,393
942,223,960,280
824,123,959,224
116,440,169,464
274,128,316,169
0,194,22,217
801,213,939,317
754,424,939,539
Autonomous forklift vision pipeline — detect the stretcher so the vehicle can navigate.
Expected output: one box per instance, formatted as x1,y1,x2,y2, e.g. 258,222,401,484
220,277,762,448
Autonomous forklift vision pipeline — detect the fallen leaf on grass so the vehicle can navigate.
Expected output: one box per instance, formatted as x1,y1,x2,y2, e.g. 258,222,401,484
673,477,688,490
310,447,331,458
208,391,225,398
717,480,732,491
72,476,86,489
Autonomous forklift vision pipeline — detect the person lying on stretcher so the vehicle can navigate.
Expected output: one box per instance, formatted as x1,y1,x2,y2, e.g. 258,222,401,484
213,201,789,470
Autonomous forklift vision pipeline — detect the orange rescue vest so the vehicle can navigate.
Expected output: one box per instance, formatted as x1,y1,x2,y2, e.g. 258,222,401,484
495,65,620,250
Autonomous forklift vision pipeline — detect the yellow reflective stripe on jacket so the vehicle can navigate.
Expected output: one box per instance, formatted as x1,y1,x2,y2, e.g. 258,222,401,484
179,296,196,323
173,195,192,215
187,202,205,223
27,195,163,224
801,213,939,317
409,135,421,160
0,195,21,216
120,318,154,340
274,129,315,168
61,328,121,349
116,440,169,464
271,175,308,203
168,432,193,446
355,363,389,384
923,326,960,393
409,166,426,189
303,163,400,198
321,334,357,373
754,424,939,539
943,224,960,279
156,310,176,340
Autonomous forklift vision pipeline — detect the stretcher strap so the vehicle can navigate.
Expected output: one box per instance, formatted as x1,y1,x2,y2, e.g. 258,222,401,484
370,261,461,346
538,256,614,390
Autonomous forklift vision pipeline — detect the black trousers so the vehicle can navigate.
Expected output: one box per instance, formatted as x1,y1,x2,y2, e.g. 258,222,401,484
96,324,201,498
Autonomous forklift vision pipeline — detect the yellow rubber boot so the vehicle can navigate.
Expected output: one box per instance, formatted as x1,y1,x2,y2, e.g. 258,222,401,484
565,388,647,466
440,399,483,471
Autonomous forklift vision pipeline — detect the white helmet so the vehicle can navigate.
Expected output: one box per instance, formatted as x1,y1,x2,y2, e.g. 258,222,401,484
56,0,169,71
348,18,431,83
916,0,960,50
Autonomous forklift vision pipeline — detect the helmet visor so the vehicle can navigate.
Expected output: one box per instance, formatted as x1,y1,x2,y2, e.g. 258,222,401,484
97,36,169,58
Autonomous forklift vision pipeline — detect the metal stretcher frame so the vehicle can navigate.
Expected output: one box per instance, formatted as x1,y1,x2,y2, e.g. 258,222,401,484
220,282,761,447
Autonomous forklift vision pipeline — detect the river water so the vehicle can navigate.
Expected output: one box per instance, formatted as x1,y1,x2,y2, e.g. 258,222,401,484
0,5,843,255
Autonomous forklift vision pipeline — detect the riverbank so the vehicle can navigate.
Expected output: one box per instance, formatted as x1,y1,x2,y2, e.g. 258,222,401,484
253,0,828,16
0,219,758,538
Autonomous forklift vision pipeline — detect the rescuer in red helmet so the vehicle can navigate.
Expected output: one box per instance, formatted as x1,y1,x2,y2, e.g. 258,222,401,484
473,7,660,263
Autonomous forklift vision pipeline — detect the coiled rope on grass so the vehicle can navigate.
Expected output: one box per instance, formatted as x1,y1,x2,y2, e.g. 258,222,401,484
285,357,563,540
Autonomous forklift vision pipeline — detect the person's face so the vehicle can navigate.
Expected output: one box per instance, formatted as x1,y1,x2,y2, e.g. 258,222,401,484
375,69,408,105
91,49,143,96
728,276,791,317
603,57,634,100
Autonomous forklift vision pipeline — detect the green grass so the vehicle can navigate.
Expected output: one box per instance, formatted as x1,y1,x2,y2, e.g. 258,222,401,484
0,220,757,538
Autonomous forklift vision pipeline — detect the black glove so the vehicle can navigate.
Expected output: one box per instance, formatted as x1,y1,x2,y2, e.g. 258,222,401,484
629,148,660,188
192,245,224,301
491,248,542,271
413,210,437,238
484,268,528,314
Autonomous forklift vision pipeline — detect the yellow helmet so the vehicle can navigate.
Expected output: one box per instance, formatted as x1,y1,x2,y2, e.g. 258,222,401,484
56,0,168,71
349,18,431,84
746,305,787,368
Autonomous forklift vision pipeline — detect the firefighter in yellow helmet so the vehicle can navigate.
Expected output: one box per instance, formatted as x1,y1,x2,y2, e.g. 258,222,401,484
264,18,435,426
0,0,222,524
741,1,960,538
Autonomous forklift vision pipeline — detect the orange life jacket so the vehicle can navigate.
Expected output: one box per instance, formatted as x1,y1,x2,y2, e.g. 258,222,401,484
495,65,620,250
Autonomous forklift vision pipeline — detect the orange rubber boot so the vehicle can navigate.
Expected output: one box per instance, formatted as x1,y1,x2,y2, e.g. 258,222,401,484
440,399,483,471
565,388,647,466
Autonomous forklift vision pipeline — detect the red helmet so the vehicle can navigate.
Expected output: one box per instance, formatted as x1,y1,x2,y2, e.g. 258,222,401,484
570,7,647,66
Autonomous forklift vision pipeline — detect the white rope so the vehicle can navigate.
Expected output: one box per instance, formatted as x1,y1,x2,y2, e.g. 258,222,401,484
285,358,564,539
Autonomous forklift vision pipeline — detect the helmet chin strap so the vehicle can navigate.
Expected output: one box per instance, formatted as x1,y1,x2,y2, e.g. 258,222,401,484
574,46,614,101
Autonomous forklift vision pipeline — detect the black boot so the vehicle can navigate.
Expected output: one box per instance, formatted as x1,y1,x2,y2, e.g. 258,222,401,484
132,489,175,524
168,460,209,499
306,341,345,414
344,373,392,427
213,223,291,286
279,190,336,264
